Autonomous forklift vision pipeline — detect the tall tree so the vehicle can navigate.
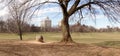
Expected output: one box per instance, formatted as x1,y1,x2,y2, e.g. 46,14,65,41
41,0,120,43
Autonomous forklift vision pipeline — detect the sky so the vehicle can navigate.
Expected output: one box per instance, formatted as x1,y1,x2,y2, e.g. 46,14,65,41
0,0,120,29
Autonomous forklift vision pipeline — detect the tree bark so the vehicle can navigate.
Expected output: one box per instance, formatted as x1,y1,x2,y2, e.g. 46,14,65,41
18,24,23,40
61,16,73,43
19,29,23,40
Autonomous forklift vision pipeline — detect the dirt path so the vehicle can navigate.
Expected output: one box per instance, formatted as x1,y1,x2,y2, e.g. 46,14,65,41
0,40,120,56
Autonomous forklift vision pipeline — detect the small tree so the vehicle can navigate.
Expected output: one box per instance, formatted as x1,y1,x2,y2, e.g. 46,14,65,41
7,0,43,40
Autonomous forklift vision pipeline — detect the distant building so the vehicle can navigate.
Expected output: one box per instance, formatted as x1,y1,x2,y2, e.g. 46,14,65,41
40,17,51,31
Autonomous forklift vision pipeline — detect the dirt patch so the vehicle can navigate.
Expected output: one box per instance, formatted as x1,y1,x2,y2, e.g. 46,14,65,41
0,40,120,56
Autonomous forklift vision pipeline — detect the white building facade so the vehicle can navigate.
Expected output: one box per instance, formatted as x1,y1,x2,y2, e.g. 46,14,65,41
40,17,51,31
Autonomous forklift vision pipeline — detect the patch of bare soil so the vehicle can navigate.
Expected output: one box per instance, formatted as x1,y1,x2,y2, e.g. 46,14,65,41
0,40,120,56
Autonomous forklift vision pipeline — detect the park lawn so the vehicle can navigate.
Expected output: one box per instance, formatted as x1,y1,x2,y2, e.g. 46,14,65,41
72,32,120,43
0,32,120,44
0,32,120,56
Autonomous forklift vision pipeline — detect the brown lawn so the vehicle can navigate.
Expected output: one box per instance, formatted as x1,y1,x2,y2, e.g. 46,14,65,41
0,40,120,56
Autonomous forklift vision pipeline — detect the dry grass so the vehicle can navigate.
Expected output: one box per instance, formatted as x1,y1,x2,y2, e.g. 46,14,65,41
0,40,120,56
0,32,120,56
1,32,120,43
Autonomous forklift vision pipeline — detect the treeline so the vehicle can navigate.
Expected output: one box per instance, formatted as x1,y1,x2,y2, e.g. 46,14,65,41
0,19,60,33
70,23,120,32
0,19,120,33
39,23,120,32
0,19,31,33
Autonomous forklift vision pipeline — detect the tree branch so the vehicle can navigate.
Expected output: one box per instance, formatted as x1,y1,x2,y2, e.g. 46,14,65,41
58,0,68,17
68,0,80,16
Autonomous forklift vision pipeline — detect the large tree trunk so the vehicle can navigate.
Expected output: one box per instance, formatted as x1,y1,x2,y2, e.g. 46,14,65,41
61,16,73,43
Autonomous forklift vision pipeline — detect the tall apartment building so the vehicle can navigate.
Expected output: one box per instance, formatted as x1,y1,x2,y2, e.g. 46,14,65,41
40,17,51,31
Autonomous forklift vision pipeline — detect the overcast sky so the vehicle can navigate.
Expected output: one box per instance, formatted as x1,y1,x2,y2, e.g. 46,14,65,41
0,0,120,29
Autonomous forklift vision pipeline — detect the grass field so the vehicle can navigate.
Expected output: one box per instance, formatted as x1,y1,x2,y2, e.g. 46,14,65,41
0,32,120,43
0,32,120,56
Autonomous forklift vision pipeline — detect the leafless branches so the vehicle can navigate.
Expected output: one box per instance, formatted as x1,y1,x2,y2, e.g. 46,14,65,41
7,0,46,40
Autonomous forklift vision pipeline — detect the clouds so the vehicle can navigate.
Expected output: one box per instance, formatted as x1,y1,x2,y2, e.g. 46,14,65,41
34,6,61,17
0,0,12,16
0,7,8,16
32,6,62,26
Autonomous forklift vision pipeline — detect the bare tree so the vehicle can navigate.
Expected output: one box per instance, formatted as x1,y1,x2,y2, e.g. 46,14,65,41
7,0,43,40
38,0,120,43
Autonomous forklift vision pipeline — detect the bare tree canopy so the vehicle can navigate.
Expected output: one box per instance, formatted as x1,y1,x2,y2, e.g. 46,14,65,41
1,0,120,42
57,0,120,21
6,0,45,40
40,0,120,43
